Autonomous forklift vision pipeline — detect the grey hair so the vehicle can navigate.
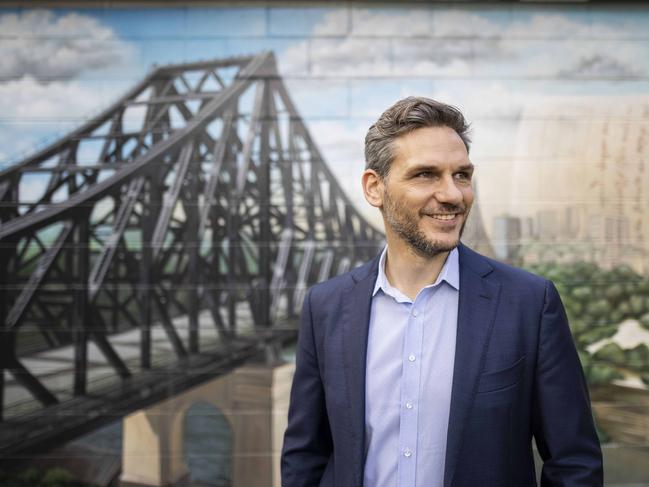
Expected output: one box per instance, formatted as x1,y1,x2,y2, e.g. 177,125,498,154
364,96,471,179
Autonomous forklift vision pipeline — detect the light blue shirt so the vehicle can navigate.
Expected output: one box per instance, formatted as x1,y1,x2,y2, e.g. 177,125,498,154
363,246,459,487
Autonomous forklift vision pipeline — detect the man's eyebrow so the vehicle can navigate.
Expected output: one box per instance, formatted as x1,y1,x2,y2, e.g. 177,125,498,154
457,163,475,172
407,162,475,173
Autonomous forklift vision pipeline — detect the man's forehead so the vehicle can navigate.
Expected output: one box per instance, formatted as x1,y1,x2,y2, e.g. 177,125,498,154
392,132,470,169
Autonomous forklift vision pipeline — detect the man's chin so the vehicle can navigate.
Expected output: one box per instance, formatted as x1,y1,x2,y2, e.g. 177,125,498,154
424,232,462,250
423,217,468,251
407,235,460,258
432,239,460,254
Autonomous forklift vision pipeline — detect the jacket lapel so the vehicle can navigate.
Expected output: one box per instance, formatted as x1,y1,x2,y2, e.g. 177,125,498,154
341,255,380,487
444,244,502,487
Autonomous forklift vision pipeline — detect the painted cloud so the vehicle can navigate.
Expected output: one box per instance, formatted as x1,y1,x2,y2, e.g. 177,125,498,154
0,9,132,81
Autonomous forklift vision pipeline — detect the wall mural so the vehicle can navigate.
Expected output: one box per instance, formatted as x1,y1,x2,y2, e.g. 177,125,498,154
1,3,648,485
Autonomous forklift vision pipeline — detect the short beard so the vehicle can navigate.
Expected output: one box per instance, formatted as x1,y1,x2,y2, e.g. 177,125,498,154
383,190,468,259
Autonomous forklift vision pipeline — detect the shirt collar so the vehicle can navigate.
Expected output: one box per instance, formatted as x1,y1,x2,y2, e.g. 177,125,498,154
372,246,460,298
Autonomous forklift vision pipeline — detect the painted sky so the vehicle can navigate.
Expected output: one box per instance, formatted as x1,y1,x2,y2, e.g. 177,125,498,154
2,4,649,229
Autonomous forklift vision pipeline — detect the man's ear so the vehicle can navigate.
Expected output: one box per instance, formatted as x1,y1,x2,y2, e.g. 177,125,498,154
362,169,384,209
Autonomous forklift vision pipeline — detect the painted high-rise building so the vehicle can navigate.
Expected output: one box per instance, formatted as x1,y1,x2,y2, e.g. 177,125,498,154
509,96,649,273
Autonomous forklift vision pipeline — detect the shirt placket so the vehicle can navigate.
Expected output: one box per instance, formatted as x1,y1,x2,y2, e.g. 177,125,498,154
397,295,425,486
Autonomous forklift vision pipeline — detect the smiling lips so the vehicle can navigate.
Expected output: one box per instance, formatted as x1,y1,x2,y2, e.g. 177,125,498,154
425,212,464,221
429,213,458,221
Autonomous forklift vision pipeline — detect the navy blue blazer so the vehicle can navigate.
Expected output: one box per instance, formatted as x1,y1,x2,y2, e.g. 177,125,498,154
281,244,603,486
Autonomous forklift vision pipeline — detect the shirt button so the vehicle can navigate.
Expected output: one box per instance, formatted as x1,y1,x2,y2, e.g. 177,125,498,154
412,309,419,317
406,401,413,409
404,448,412,458
408,354,416,362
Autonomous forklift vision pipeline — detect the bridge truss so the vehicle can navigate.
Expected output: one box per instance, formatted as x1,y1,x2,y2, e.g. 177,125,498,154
0,52,384,457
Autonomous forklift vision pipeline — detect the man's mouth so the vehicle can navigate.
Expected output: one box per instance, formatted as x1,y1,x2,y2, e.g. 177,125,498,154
429,213,459,220
425,212,463,221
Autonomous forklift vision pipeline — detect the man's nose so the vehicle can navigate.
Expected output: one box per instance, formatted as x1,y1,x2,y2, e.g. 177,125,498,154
434,175,464,205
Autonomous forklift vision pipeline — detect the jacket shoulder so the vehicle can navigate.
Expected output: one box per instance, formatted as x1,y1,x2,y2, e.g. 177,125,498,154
306,256,378,308
492,258,548,288
460,244,549,290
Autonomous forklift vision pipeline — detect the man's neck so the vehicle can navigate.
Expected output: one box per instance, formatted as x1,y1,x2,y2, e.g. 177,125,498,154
384,239,450,301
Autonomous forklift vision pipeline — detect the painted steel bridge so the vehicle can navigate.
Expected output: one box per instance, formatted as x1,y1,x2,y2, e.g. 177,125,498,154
0,52,491,462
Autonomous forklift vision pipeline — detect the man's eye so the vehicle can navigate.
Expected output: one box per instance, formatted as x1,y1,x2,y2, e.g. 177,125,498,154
455,172,471,181
417,171,433,178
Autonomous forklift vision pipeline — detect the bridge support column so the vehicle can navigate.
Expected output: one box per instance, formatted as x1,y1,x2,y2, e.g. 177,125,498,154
119,361,294,487
230,362,294,487
120,407,189,487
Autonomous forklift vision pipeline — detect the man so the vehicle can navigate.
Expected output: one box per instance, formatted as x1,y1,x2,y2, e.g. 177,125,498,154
281,97,602,486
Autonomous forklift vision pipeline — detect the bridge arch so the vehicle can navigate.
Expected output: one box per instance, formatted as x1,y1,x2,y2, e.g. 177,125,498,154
182,401,233,486
121,362,292,487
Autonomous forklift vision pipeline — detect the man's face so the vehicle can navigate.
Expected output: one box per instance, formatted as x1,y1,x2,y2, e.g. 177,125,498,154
379,125,474,258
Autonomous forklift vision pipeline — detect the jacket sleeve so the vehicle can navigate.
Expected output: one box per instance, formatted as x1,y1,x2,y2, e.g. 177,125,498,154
532,280,603,486
281,288,333,486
